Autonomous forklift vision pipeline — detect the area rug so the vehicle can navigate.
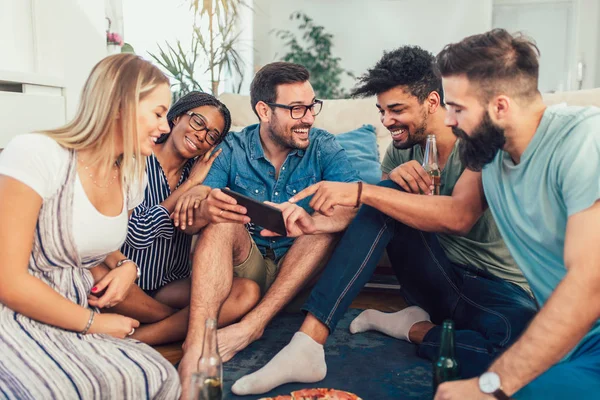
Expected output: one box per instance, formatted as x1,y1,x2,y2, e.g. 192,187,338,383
223,309,433,399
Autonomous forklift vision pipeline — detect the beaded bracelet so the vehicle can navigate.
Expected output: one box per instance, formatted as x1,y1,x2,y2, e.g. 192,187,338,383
81,310,95,335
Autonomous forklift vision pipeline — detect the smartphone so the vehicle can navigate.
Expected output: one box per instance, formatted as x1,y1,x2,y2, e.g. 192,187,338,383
221,188,287,236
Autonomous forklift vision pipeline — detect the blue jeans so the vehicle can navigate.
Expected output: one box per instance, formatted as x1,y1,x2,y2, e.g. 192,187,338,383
303,180,538,378
514,333,600,399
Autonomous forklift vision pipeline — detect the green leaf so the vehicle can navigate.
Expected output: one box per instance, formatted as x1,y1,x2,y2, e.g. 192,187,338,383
271,11,353,98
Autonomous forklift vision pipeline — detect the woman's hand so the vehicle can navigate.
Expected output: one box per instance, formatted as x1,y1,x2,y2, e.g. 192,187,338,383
188,148,222,186
171,185,211,230
87,313,140,339
87,263,137,309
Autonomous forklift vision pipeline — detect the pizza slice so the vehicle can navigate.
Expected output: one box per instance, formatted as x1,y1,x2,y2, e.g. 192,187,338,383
291,388,362,400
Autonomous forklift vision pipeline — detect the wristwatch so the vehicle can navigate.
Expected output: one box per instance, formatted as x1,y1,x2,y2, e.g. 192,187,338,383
115,258,141,282
479,372,510,400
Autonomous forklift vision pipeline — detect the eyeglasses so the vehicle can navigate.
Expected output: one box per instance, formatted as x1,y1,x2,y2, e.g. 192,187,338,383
265,100,323,120
186,112,222,145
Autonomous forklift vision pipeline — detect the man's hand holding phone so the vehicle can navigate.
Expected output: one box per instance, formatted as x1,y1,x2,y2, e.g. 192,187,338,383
199,188,251,224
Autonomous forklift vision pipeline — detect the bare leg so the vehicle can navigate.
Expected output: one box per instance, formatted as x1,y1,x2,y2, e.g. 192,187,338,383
89,264,174,323
153,278,193,310
132,277,260,345
218,232,339,362
178,223,252,398
299,313,330,345
409,321,436,344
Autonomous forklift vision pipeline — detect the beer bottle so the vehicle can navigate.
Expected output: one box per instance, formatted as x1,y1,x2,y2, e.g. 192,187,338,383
422,135,441,195
433,320,460,393
190,319,223,400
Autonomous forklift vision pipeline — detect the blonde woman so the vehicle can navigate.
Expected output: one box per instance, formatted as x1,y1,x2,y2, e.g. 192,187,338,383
0,54,180,398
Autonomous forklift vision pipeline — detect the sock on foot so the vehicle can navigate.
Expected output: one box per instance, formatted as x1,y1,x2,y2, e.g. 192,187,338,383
349,306,431,343
231,331,327,396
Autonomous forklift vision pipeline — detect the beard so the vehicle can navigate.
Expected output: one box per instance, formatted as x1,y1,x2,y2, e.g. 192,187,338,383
267,115,311,150
392,111,429,150
452,112,506,171
392,123,428,149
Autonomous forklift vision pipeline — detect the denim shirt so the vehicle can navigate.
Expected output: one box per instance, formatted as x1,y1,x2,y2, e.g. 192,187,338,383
203,123,359,260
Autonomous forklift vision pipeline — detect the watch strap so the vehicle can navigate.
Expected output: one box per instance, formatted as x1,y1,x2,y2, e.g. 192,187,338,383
492,389,511,400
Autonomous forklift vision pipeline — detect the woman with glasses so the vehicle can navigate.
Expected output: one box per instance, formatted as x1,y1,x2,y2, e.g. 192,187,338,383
90,91,261,346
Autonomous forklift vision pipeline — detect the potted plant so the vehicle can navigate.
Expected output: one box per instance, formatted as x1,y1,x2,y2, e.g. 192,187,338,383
274,12,354,99
149,0,247,100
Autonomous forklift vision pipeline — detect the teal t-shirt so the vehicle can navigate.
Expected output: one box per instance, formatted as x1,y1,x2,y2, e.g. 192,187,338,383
482,104,600,358
382,140,530,293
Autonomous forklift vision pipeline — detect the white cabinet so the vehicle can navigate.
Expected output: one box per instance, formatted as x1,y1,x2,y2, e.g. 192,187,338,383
0,0,108,147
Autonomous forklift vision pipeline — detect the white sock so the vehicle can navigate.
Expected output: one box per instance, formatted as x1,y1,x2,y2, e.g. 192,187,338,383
349,306,431,343
231,332,327,396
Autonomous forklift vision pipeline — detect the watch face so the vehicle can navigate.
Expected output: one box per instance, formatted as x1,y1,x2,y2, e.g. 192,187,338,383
479,372,501,394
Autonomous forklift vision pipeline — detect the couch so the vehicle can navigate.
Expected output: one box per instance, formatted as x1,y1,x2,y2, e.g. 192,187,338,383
220,88,600,163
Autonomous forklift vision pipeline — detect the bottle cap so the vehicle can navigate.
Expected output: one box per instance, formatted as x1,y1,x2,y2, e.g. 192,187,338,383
205,318,217,329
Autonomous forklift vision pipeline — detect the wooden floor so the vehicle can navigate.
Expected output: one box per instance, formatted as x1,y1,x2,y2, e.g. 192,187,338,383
154,289,407,365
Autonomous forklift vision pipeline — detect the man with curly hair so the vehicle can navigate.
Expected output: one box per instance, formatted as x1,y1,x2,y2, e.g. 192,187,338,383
230,46,538,396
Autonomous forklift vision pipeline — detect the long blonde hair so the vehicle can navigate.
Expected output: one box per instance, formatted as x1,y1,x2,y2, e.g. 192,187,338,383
42,54,169,191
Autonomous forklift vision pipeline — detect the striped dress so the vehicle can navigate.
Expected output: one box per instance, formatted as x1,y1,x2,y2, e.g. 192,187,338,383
0,150,180,399
121,154,194,292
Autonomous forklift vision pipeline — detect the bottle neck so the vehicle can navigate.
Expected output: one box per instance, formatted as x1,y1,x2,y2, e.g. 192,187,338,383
438,325,455,359
201,319,218,358
424,139,438,164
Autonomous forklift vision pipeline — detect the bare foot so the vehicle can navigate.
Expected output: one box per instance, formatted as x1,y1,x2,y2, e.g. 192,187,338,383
217,322,263,362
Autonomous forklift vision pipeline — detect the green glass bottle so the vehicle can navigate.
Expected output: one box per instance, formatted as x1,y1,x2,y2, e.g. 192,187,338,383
190,319,223,400
433,320,460,393
422,135,441,195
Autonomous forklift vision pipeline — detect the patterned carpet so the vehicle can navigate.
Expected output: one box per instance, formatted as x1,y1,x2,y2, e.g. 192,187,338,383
223,309,433,399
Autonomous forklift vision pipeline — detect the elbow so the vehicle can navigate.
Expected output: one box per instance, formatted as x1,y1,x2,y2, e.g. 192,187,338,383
0,274,26,307
444,214,478,236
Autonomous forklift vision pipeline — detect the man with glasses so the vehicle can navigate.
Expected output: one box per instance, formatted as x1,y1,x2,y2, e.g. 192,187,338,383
177,62,360,397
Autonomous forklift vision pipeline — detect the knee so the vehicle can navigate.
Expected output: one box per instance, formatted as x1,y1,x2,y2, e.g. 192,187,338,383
200,221,239,240
234,279,261,313
197,223,248,251
294,231,339,251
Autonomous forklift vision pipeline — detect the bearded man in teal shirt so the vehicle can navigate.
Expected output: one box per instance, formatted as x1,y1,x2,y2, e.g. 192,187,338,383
431,29,600,400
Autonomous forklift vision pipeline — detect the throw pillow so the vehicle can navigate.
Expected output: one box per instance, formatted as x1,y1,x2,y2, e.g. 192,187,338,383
335,124,381,185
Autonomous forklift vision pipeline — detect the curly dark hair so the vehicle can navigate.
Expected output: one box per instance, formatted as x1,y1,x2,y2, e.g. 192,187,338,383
351,46,443,103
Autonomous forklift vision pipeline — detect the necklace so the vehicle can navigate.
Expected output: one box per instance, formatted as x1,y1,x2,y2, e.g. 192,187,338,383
78,157,120,189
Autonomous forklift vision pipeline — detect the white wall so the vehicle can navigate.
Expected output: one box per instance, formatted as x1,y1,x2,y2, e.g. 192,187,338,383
0,0,108,146
574,0,600,90
63,0,108,118
252,0,493,92
494,0,600,92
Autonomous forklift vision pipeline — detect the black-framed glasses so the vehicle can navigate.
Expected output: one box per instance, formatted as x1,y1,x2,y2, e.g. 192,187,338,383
265,100,323,120
186,111,222,145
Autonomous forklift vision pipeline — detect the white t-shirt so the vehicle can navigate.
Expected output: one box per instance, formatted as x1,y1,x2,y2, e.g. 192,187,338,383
0,133,145,259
